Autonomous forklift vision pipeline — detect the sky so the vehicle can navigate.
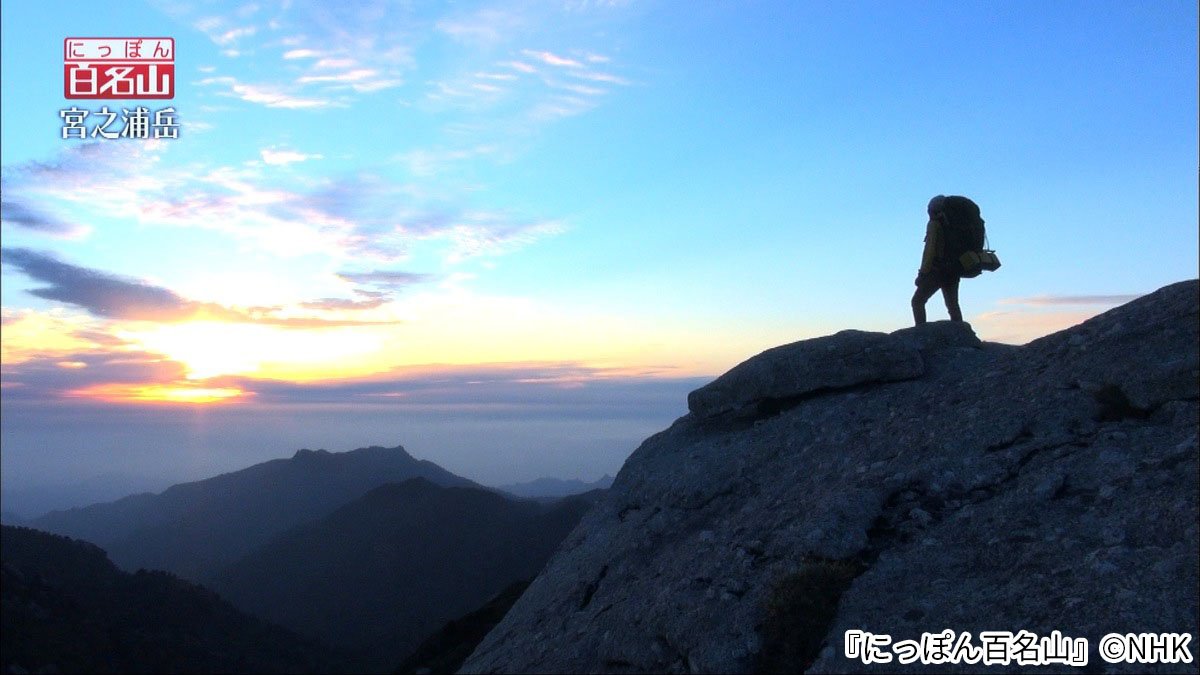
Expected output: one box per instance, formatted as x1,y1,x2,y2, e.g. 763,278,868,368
2,0,1197,516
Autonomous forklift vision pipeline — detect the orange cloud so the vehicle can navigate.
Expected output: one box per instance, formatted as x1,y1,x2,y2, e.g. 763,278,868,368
68,382,249,404
972,308,1107,344
0,309,111,364
974,292,1141,344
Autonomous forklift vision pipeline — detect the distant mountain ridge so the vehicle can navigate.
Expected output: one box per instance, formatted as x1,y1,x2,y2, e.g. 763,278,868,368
31,444,477,581
497,474,614,499
212,477,594,671
1,525,346,674
3,471,170,520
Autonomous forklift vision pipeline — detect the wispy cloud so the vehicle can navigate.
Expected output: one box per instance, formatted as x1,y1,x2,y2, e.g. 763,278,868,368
528,95,596,121
557,82,606,96
396,145,499,176
476,71,519,82
3,144,563,269
195,16,258,48
3,343,704,413
216,361,708,408
972,308,1103,345
0,308,116,366
3,247,213,322
293,67,402,93
999,293,1143,307
336,270,437,290
175,1,634,174
0,199,91,239
260,148,323,165
1,248,394,328
972,292,1145,343
213,26,257,46
283,48,320,59
303,173,565,262
200,75,337,108
181,2,415,107
564,0,634,9
568,69,629,85
296,68,378,84
436,7,528,47
436,214,566,262
1,348,191,402
521,49,584,68
423,46,630,133
313,57,357,70
300,289,390,311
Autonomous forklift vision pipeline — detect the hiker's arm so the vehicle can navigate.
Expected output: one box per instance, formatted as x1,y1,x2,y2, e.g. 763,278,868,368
919,218,940,274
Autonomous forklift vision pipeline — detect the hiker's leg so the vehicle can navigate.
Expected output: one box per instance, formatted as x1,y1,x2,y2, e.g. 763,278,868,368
911,277,938,325
942,275,963,322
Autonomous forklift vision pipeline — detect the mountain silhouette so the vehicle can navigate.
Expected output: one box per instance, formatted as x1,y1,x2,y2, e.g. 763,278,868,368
498,475,614,499
31,444,477,581
212,478,595,671
1,525,348,674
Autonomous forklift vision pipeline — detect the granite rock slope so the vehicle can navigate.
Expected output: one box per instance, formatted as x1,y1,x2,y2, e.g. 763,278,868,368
462,280,1199,674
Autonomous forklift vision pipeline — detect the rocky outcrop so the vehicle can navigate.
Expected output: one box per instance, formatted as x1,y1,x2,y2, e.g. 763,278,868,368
686,330,928,419
462,280,1199,674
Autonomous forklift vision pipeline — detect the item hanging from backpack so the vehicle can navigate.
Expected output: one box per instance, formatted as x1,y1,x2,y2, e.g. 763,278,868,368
958,249,1001,278
935,195,1001,278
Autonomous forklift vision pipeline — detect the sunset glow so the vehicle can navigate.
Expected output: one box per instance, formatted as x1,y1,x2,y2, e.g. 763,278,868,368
69,383,249,404
1,0,1195,507
123,321,391,381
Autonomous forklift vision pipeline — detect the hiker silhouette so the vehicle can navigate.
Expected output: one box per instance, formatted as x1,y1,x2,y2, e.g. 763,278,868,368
911,194,966,325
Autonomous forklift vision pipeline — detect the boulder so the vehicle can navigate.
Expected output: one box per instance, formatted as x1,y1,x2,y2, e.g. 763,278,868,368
686,330,925,419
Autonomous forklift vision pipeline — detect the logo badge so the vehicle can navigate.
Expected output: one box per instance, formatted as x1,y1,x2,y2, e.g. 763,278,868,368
64,38,174,99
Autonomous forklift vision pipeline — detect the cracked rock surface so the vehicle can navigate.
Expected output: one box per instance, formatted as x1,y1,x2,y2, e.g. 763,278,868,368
462,280,1199,674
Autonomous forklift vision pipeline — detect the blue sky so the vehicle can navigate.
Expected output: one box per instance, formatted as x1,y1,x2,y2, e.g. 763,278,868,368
1,0,1196,515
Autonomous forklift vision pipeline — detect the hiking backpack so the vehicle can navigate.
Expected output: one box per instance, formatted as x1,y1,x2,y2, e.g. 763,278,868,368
938,195,999,278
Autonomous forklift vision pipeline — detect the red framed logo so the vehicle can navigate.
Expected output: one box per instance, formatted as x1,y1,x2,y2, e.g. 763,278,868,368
64,37,174,99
